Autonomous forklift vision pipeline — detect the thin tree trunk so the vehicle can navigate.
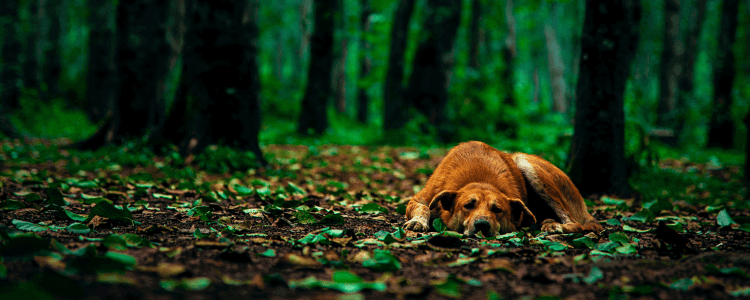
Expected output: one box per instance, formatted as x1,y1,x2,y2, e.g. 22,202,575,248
501,0,517,107
334,38,349,114
706,0,740,149
1,0,22,112
85,0,116,123
297,0,312,83
23,0,41,94
169,0,266,165
76,0,170,149
297,0,337,134
42,0,62,101
566,0,641,197
468,0,481,71
545,20,566,113
382,0,416,130
405,0,462,142
356,0,372,123
675,0,707,144
656,0,681,140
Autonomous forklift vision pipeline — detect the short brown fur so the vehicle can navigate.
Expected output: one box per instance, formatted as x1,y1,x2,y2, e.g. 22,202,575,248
405,141,602,236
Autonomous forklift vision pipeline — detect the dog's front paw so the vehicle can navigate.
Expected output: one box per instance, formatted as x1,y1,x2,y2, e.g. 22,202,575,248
540,219,564,234
404,217,429,231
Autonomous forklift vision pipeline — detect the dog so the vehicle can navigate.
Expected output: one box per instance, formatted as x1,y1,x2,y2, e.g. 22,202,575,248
405,141,602,237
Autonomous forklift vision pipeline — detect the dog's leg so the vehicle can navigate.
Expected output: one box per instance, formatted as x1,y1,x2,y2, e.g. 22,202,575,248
514,154,584,234
405,197,431,231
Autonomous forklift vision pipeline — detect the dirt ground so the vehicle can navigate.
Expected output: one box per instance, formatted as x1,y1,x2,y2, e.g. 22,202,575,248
1,144,749,299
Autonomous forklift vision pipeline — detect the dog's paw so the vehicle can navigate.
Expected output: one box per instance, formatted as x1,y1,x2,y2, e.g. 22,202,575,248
404,217,429,231
540,219,564,234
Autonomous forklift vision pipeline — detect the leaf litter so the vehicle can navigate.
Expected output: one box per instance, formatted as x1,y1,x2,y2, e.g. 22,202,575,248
0,144,749,299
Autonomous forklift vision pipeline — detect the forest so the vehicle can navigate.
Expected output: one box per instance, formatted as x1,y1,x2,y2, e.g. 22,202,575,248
1,0,749,299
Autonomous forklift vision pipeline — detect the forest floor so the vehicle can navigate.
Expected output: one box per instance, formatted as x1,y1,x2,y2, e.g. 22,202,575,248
1,143,749,299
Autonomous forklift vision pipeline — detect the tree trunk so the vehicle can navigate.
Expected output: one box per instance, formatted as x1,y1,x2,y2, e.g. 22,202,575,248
405,0,462,142
655,0,681,141
501,0,517,107
333,38,349,114
675,0,707,144
159,0,266,165
545,21,566,113
41,0,62,101
85,0,116,123
297,0,337,135
22,0,41,94
356,0,372,123
76,0,170,149
468,0,481,71
382,0,416,130
297,0,312,82
566,0,641,197
1,0,22,112
706,0,741,149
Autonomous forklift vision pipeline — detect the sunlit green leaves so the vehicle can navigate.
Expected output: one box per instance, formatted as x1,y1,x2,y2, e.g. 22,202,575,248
583,266,603,285
705,264,750,279
362,249,401,272
358,202,388,214
85,202,134,223
622,210,655,223
717,209,735,227
161,277,211,291
287,271,386,293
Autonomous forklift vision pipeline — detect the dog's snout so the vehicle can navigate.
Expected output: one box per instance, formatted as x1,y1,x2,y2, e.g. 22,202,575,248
473,219,491,236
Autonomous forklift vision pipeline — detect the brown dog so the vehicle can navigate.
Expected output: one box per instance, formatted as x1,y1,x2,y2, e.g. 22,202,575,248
405,141,602,236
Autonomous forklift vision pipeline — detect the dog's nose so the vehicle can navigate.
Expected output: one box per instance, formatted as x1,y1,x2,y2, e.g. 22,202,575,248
473,219,491,236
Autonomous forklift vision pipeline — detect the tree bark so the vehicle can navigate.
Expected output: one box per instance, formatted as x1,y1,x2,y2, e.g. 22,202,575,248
356,0,372,123
22,0,41,95
545,20,566,113
297,0,337,135
675,0,707,144
76,0,170,149
655,0,681,139
501,0,517,107
405,0,462,142
468,0,481,71
163,0,266,165
85,0,116,123
566,0,641,197
41,0,62,101
706,0,741,149
382,0,416,130
1,0,22,112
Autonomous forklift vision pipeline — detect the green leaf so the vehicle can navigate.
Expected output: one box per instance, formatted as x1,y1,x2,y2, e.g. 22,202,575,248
547,242,568,252
80,196,112,205
316,213,345,225
66,223,91,234
622,225,654,233
104,251,137,266
622,210,655,223
717,209,736,227
45,187,66,206
0,232,51,260
286,182,306,195
73,181,98,189
181,277,211,291
433,218,446,233
615,244,638,254
12,219,49,232
358,202,388,214
601,197,625,206
445,257,477,267
232,184,254,196
193,229,210,239
643,199,673,214
258,249,276,257
293,210,317,224
362,249,401,272
1,199,25,210
583,266,603,285
65,209,87,222
608,232,630,245
0,263,6,279
605,219,621,226
571,236,595,249
434,274,463,298
85,202,134,222
669,278,693,291
705,264,750,279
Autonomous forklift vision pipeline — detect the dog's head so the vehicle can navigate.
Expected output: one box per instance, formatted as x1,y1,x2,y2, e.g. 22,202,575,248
429,182,536,237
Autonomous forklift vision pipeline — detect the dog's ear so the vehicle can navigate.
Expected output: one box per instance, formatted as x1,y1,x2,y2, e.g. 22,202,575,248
429,191,458,211
509,198,536,227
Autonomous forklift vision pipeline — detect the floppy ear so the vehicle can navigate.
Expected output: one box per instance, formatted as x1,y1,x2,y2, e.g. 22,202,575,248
509,198,537,227
429,191,458,211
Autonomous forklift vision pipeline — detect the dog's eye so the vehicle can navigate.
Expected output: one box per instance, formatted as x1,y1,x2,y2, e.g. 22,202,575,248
464,199,476,209
491,206,503,214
